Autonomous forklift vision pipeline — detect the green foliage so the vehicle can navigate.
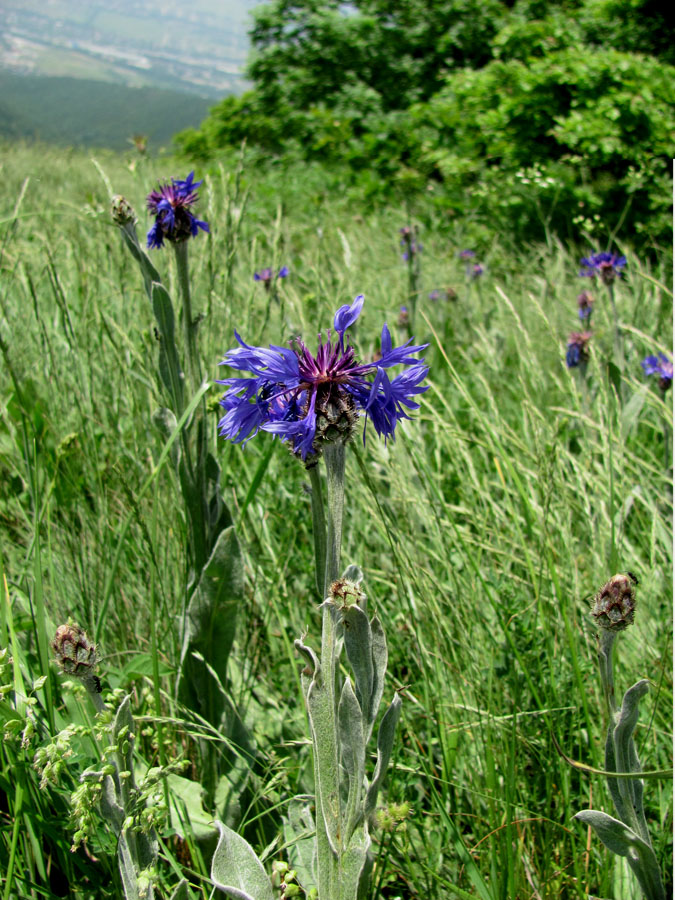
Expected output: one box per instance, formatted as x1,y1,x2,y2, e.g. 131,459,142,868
176,0,674,247
0,143,672,898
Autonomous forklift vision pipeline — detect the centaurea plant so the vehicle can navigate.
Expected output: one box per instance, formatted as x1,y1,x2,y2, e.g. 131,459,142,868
111,178,244,808
399,226,421,333
642,352,673,471
212,295,428,899
573,575,666,900
580,251,626,368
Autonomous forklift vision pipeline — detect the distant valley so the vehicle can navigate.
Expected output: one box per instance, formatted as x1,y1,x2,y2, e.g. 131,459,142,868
0,0,258,99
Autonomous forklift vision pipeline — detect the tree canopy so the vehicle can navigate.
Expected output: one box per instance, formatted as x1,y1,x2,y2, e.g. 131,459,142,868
176,0,675,245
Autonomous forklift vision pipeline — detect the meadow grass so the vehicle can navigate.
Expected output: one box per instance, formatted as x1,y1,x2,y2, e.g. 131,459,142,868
0,141,671,899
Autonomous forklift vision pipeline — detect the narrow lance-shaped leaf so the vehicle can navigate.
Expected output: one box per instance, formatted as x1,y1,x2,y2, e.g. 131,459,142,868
343,604,373,721
365,693,402,820
151,281,185,415
339,678,365,843
613,679,650,841
368,615,387,740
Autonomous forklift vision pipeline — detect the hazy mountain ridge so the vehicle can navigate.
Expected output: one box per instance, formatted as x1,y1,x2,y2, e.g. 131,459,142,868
0,0,258,98
0,69,212,150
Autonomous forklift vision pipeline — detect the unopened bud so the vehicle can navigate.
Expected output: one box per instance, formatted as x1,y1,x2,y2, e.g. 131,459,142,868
52,623,98,676
591,573,637,631
111,194,137,227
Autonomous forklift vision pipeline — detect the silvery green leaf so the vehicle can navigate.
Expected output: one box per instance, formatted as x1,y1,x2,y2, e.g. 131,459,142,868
368,616,387,739
177,526,243,732
100,773,124,833
118,831,140,900
343,605,373,721
294,637,319,677
283,797,316,891
152,407,181,470
210,820,274,900
365,693,402,819
339,678,366,842
151,281,185,413
340,829,371,900
339,678,364,779
342,565,363,585
613,680,649,839
574,810,666,900
306,674,341,854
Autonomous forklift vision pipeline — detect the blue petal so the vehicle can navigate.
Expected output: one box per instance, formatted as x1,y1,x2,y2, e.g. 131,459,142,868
334,294,364,335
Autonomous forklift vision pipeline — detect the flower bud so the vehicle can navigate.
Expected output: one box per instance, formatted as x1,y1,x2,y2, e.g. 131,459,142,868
51,623,98,677
591,573,637,631
111,195,137,227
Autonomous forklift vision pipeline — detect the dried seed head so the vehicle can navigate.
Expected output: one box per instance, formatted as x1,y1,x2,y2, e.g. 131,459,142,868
111,195,137,227
329,576,366,610
52,623,98,677
591,574,637,631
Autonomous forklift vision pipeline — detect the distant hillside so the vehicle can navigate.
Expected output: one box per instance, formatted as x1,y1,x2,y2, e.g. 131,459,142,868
0,70,213,150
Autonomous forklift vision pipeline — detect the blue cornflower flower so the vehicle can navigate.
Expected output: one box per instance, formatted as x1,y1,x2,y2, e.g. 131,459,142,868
217,295,429,463
577,290,595,321
566,331,592,368
458,249,476,260
146,171,209,249
642,353,672,392
253,266,290,289
579,251,626,285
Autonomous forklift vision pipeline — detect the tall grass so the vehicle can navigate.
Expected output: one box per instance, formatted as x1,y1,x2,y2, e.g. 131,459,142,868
0,141,671,899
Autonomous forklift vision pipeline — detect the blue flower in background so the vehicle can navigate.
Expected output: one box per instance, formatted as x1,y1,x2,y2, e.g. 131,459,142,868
458,249,476,260
146,171,209,249
566,331,592,368
642,352,672,392
254,266,290,288
579,251,626,284
577,290,595,321
217,295,429,462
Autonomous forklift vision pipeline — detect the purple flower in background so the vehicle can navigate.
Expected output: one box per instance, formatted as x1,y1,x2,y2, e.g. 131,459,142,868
566,331,592,368
398,306,409,327
579,252,626,285
471,263,484,279
146,171,209,249
429,288,458,302
458,249,476,260
217,294,429,462
642,353,673,392
577,290,595,321
399,226,421,261
254,266,290,288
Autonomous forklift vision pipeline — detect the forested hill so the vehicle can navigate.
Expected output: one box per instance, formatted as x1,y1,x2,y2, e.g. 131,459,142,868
0,70,211,151
176,0,675,248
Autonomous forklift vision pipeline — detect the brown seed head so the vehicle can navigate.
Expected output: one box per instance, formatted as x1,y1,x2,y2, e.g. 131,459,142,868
52,623,98,676
591,574,637,631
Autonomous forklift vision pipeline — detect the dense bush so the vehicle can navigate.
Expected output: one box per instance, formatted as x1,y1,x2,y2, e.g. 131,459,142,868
175,0,674,247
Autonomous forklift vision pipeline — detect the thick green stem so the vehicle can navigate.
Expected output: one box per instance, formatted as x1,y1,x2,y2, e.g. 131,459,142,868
323,443,346,596
173,240,202,391
309,465,328,599
597,629,617,718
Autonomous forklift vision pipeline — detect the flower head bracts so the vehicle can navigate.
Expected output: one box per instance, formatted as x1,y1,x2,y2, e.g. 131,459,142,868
579,251,626,284
146,171,210,249
217,295,428,462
